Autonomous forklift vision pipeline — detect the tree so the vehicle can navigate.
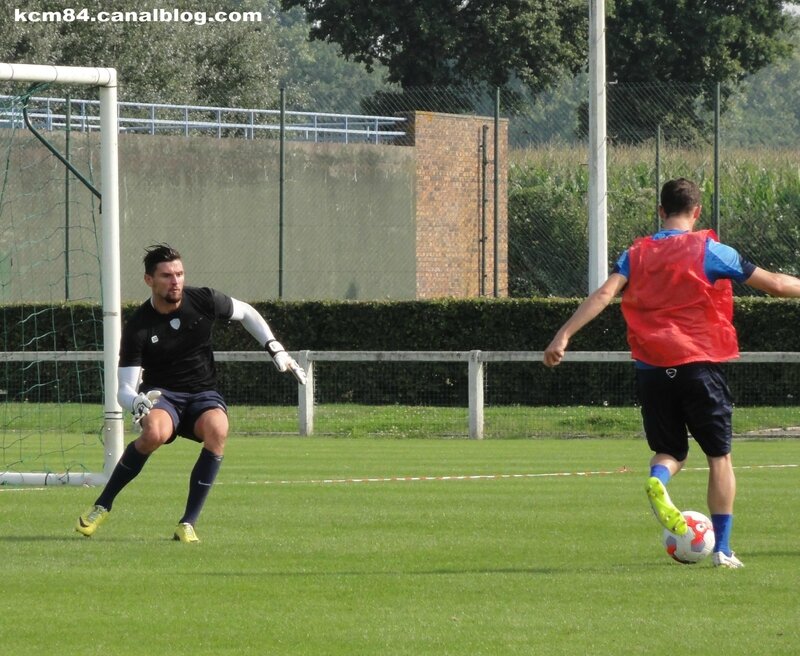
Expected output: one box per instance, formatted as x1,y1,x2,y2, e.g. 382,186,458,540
0,0,390,110
722,16,800,146
274,5,395,113
0,0,280,105
282,0,796,140
604,0,796,143
608,0,793,85
279,0,588,92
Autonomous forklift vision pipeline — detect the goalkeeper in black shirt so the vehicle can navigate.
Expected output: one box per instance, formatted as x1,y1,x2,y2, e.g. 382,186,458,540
76,244,305,543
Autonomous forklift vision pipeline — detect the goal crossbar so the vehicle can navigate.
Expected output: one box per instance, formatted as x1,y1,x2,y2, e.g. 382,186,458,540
0,63,122,486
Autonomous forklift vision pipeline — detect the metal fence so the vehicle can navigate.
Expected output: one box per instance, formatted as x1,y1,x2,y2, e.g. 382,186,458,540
357,75,800,297
497,76,800,297
0,94,406,144
4,349,799,444
1,60,798,300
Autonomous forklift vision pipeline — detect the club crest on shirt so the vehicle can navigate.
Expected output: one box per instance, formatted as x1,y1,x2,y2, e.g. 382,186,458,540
170,318,181,330
150,335,158,343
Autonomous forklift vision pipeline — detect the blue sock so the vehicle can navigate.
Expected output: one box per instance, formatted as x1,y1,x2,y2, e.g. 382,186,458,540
649,464,671,485
711,514,733,555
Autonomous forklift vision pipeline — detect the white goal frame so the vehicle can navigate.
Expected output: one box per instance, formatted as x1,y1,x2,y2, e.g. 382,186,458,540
0,63,122,486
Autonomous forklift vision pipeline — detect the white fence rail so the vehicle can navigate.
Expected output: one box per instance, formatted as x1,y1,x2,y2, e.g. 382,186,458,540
0,94,407,144
3,350,799,439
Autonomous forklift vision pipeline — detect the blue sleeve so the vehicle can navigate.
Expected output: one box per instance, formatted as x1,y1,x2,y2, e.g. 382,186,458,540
704,239,756,284
612,249,630,278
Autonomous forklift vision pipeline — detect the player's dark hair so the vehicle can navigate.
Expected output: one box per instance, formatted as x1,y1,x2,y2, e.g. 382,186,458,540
660,178,701,217
143,243,182,275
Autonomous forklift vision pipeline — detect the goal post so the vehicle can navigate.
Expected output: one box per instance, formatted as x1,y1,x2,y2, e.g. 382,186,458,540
0,63,122,485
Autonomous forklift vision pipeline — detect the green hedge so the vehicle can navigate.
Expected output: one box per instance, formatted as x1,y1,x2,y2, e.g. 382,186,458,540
233,297,800,352
3,298,799,406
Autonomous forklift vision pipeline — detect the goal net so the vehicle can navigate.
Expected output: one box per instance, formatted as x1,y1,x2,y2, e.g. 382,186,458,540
0,64,122,485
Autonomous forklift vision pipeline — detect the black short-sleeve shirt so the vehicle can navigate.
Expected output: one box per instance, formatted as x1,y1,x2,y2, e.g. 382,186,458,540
119,286,234,393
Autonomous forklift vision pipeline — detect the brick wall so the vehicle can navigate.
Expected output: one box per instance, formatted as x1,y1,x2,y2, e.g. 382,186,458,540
406,111,508,298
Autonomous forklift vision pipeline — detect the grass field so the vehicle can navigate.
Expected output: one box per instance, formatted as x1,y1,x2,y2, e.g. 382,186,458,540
1,434,798,655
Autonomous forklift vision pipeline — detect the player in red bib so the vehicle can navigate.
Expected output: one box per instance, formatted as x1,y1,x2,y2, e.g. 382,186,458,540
544,178,800,568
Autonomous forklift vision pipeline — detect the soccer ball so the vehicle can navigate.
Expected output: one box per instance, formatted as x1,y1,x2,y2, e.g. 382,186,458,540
662,510,715,564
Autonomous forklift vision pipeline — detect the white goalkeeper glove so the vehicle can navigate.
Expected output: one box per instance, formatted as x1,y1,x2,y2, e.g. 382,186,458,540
265,339,307,385
132,390,162,425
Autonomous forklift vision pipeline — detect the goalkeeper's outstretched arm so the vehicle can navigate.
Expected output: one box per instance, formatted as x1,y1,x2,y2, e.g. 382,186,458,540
229,298,306,384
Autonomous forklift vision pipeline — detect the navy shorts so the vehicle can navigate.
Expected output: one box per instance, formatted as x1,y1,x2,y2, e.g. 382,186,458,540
635,363,733,461
141,388,227,443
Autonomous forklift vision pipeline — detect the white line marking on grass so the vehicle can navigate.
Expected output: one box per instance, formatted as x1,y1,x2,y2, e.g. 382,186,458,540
228,463,797,486
0,487,48,492
4,465,795,490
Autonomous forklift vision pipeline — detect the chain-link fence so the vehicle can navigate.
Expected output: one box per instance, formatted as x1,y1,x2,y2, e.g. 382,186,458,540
2,56,799,302
322,72,800,298
501,72,800,297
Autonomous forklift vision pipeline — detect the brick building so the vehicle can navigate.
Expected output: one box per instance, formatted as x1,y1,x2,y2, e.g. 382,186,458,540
405,111,508,298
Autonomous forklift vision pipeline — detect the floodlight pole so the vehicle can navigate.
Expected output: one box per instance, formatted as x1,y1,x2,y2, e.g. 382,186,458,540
278,86,286,299
588,0,608,292
493,87,500,298
713,82,721,237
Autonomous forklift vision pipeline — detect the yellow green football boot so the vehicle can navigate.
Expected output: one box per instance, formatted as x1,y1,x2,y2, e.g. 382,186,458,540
646,477,688,535
76,504,109,537
173,522,200,543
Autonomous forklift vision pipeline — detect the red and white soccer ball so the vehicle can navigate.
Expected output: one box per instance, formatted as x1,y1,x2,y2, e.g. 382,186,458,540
662,510,715,564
